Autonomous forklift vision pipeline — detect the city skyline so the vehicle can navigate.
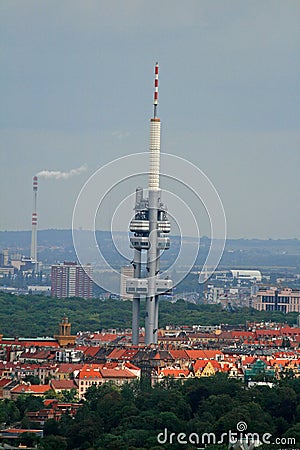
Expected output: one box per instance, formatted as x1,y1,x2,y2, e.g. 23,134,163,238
1,1,299,239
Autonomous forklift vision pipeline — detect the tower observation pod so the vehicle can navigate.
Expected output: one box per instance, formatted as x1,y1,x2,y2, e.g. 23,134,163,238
127,63,172,345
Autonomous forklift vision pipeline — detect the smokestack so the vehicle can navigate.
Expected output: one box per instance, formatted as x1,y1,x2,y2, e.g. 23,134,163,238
30,176,38,270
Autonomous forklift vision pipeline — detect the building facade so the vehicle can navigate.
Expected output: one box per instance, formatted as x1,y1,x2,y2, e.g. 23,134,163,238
254,287,300,313
51,262,93,299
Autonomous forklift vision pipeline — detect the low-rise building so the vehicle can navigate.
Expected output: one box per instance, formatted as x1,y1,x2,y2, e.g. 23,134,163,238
10,384,52,400
254,287,300,313
26,400,81,426
77,363,139,399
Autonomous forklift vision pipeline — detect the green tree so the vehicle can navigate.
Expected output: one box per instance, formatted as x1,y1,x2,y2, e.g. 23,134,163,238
61,388,78,402
16,394,44,417
283,423,300,446
17,431,41,447
38,434,67,450
43,419,61,437
6,400,20,423
9,376,297,449
24,374,41,384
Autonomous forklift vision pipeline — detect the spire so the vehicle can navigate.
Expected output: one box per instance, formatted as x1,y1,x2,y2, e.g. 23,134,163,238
153,62,159,118
149,62,161,191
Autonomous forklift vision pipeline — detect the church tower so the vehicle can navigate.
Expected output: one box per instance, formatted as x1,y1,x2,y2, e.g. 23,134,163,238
54,316,76,347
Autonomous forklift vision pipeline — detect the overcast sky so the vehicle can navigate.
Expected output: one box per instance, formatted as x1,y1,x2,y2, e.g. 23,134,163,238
0,0,299,239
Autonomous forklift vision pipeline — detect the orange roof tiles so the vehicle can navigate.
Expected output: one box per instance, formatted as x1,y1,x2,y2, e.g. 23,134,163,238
186,350,207,360
158,368,190,377
186,350,223,360
193,360,221,371
51,380,77,390
79,364,103,380
203,350,223,359
243,356,257,365
269,359,289,367
83,347,100,357
255,330,281,337
121,349,139,360
0,378,13,387
91,333,118,342
100,368,136,378
122,361,140,371
230,331,255,339
168,350,189,360
57,364,84,373
23,341,60,348
107,348,127,359
0,339,59,348
11,384,51,394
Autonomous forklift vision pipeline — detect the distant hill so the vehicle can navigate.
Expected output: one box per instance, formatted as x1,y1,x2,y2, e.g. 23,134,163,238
0,229,299,269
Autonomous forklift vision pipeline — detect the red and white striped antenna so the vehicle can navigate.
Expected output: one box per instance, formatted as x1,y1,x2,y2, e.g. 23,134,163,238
153,62,159,118
30,176,38,265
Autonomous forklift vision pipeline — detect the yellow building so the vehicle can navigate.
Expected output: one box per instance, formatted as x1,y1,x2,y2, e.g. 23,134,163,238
194,361,218,377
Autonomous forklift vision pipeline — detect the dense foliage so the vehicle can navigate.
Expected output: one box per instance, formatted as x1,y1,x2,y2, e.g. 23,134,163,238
1,376,299,449
0,293,297,336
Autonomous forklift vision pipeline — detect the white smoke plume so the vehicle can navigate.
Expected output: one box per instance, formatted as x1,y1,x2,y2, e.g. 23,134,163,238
37,164,87,180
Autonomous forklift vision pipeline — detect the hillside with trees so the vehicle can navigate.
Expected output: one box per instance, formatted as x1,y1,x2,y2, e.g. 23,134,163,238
0,376,299,449
0,293,298,337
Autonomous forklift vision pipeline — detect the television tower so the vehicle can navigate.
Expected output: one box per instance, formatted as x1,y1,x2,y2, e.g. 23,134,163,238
127,63,172,345
30,176,38,270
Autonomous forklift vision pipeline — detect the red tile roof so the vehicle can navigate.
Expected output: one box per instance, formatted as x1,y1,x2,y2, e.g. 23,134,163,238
90,333,118,342
269,359,289,367
79,366,103,380
243,356,257,365
123,361,140,372
83,347,100,357
168,350,189,360
0,339,59,348
11,384,51,394
122,349,139,360
230,331,255,339
100,368,136,378
158,368,190,377
186,350,222,360
57,364,84,373
193,359,221,371
0,377,13,387
203,350,223,359
23,341,60,348
51,380,77,390
3,428,43,433
107,348,127,359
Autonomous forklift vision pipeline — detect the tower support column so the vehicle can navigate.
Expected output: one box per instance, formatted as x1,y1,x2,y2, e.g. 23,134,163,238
132,248,141,345
145,189,159,345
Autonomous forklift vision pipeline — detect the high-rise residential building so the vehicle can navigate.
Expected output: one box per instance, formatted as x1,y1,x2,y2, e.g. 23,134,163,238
0,249,9,267
120,266,134,300
51,262,93,299
254,287,300,313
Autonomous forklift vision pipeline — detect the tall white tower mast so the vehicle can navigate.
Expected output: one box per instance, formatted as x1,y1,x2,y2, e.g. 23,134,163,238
145,62,162,345
128,63,172,345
